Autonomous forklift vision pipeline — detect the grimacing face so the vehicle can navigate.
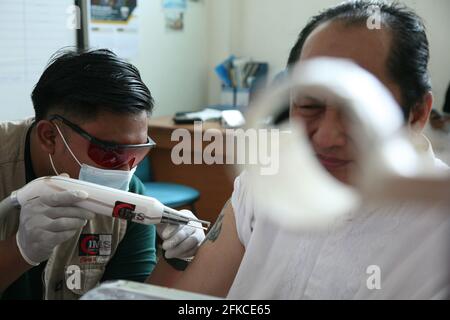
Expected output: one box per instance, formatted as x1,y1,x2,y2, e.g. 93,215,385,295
290,21,404,184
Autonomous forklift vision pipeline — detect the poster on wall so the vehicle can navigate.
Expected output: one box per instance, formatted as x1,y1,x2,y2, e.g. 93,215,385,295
162,0,186,31
88,0,139,59
91,0,137,22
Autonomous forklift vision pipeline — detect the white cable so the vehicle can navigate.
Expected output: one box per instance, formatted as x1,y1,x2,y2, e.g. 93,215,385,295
54,123,82,166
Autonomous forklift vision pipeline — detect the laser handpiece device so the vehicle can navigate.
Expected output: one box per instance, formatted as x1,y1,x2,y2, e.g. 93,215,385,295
8,175,210,229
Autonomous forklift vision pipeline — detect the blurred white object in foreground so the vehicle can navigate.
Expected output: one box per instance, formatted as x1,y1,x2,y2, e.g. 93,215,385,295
239,58,449,230
81,280,220,300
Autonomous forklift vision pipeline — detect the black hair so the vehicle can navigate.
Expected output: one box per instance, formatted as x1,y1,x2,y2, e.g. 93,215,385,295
287,0,431,118
32,48,154,121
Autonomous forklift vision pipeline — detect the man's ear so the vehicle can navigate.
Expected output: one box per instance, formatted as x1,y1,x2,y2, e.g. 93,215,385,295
35,120,57,155
408,91,433,131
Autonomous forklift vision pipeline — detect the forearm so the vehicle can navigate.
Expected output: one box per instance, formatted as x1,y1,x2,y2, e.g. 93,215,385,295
0,235,33,293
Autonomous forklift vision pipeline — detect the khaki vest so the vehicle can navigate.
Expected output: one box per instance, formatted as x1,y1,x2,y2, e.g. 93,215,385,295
0,119,127,299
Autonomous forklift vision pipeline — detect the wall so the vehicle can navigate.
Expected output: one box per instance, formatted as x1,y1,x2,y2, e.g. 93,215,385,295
409,0,450,111
205,0,241,105
132,0,209,118
1,1,449,120
211,0,450,111
0,0,210,121
0,0,76,121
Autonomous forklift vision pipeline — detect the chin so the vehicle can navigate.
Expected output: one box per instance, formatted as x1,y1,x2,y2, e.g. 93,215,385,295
327,167,352,185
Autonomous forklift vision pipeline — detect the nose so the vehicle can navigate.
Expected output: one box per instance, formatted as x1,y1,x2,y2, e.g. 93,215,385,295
311,108,347,150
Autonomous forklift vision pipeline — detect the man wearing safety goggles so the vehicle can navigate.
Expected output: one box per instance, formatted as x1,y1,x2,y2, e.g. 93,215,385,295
0,49,205,299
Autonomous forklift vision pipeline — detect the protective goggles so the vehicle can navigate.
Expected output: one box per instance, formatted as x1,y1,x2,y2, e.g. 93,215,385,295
49,114,156,169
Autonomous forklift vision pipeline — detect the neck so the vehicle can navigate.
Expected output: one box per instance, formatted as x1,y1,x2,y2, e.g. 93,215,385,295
29,126,52,178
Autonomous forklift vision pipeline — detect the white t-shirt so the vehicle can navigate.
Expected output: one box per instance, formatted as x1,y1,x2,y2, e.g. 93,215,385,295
227,160,450,299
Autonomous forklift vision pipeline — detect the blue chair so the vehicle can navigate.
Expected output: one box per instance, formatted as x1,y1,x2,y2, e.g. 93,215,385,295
135,157,200,211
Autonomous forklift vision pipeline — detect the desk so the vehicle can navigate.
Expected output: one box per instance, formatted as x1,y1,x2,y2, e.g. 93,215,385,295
147,116,238,224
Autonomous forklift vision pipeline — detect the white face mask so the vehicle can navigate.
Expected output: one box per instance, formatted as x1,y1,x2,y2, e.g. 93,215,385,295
49,124,136,192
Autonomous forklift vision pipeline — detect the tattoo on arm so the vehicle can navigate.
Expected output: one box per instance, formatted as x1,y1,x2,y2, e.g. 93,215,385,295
205,200,229,243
